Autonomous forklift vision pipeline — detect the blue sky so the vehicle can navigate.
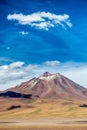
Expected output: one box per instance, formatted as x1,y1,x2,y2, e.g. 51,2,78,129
0,0,87,90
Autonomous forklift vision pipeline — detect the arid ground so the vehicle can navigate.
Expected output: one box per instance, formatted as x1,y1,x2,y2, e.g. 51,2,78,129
0,118,87,130
0,98,87,130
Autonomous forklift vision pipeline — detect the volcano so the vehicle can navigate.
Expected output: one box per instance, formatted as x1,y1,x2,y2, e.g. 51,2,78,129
6,72,87,100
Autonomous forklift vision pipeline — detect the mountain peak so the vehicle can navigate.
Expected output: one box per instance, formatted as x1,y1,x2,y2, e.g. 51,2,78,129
41,72,52,77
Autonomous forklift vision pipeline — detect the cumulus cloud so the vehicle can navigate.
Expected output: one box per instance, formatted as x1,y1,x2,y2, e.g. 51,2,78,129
9,61,24,69
19,31,29,35
7,11,72,30
0,61,37,90
0,60,87,90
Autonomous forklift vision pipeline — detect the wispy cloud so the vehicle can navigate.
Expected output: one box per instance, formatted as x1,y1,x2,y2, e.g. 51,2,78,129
44,60,60,66
0,60,87,90
0,57,12,62
7,11,72,30
19,31,29,35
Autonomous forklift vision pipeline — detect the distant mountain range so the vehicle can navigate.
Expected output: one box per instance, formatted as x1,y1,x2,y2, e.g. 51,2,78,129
1,72,87,100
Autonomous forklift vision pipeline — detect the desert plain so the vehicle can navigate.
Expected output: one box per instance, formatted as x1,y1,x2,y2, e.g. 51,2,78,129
0,97,87,130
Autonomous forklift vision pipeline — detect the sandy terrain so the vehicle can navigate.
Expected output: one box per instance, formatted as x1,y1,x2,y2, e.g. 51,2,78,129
0,118,87,130
0,118,87,126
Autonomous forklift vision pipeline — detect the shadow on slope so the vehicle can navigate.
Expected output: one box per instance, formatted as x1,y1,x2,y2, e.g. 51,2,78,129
0,91,32,99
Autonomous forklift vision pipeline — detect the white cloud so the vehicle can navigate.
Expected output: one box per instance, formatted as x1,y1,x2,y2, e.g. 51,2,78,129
7,11,72,30
31,21,54,31
44,60,60,66
0,60,87,90
19,31,29,35
9,61,24,69
0,62,37,90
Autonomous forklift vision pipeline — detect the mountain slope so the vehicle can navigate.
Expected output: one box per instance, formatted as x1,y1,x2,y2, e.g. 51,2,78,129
7,72,87,100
